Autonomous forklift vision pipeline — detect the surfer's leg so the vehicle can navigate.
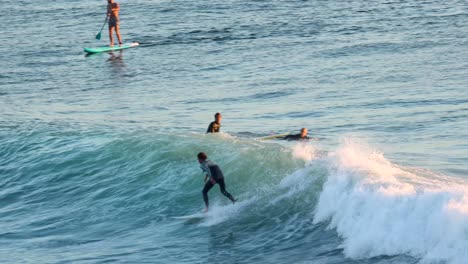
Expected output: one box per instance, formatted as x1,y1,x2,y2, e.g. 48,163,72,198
108,26,115,46
108,18,118,46
202,181,214,208
217,178,236,204
115,22,122,45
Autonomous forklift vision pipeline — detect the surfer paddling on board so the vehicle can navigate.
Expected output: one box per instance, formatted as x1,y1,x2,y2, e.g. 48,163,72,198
107,0,122,47
283,128,310,141
206,113,222,133
198,152,236,212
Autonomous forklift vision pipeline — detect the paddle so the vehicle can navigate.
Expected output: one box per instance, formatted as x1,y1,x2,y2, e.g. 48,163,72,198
95,18,108,40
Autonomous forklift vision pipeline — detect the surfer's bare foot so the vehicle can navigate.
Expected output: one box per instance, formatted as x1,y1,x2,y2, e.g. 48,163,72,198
203,207,209,213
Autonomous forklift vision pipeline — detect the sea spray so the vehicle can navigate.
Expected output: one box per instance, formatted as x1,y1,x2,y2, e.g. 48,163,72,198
314,138,468,263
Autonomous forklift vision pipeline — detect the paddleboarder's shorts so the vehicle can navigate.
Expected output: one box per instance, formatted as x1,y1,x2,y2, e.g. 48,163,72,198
108,17,120,28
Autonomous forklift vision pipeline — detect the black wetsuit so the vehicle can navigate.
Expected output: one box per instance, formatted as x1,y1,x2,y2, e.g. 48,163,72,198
200,160,235,207
206,121,221,133
283,134,310,141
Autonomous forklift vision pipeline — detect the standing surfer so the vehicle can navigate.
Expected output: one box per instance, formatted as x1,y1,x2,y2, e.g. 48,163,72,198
107,0,122,47
197,152,236,212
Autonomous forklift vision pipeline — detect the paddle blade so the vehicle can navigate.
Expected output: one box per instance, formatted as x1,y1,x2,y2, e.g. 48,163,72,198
95,32,102,40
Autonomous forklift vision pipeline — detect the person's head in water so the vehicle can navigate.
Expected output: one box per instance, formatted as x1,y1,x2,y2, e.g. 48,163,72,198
214,113,222,123
197,152,208,163
300,128,308,138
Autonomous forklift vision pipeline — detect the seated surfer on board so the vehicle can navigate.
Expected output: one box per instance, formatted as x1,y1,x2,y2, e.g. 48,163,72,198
283,128,310,141
206,112,222,133
107,0,122,47
198,152,236,212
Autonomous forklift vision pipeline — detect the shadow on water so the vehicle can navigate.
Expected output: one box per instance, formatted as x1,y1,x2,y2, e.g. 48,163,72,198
84,49,126,66
84,49,128,79
105,50,129,78
107,50,126,69
84,48,125,59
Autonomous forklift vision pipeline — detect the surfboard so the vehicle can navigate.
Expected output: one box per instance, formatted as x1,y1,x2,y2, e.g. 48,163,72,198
171,213,206,220
258,132,290,141
84,42,140,54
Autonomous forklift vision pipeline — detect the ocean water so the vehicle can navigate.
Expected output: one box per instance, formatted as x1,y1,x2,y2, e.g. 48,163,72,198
1,0,468,263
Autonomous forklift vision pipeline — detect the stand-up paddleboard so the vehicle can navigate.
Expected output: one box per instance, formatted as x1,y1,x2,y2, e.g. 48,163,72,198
84,42,139,54
258,132,290,141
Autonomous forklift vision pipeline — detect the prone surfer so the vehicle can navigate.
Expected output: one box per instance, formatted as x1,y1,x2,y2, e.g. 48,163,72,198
197,152,236,212
107,0,122,47
206,112,222,133
283,128,310,141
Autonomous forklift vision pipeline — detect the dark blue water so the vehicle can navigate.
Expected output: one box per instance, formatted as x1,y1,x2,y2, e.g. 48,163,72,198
1,0,468,263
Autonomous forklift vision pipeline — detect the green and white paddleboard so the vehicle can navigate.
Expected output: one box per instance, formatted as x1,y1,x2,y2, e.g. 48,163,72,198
84,42,139,54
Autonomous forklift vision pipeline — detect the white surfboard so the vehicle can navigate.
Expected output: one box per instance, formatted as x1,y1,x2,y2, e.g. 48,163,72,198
171,213,206,220
258,132,290,141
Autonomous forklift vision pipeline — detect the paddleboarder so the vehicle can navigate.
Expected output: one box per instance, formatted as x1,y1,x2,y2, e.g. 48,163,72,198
107,0,122,47
197,152,236,212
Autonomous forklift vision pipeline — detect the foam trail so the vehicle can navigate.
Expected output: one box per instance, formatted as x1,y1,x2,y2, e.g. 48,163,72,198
200,197,257,227
314,139,468,264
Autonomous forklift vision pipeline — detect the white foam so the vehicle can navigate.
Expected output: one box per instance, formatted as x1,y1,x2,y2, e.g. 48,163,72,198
199,197,257,227
212,132,236,140
314,138,468,263
291,142,317,162
271,166,320,205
